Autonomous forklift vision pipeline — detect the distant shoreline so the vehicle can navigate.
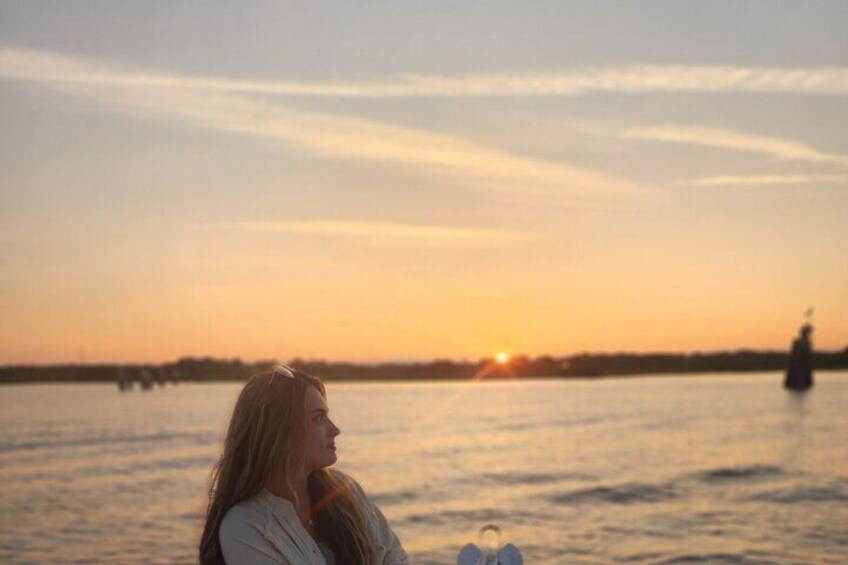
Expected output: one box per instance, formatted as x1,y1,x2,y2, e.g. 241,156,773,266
2,348,846,384
4,369,848,387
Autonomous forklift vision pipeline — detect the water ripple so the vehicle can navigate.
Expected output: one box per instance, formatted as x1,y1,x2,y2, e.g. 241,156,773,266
369,489,420,506
481,471,596,485
403,507,538,526
0,431,215,454
749,482,848,504
547,482,678,505
654,553,780,565
693,464,785,483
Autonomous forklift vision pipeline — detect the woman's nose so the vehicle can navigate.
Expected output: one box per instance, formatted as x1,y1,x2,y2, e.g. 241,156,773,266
330,420,341,437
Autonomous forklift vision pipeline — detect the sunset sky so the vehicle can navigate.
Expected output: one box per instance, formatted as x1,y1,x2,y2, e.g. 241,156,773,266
1,1,846,364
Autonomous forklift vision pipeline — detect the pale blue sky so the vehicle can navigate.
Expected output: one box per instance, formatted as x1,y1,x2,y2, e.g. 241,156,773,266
1,1,846,363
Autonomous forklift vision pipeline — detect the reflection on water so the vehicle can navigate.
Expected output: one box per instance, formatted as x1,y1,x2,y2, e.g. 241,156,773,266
782,390,811,471
0,372,846,564
785,387,810,419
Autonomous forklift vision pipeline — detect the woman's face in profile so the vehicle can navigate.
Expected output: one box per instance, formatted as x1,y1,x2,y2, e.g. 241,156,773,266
303,385,341,471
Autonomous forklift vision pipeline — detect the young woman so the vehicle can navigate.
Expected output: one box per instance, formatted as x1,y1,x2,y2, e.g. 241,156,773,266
199,365,410,565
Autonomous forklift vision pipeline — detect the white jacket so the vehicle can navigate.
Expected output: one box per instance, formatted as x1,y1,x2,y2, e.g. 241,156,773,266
219,473,410,565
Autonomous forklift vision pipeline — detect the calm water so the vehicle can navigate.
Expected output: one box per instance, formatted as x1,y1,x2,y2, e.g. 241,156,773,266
1,372,846,564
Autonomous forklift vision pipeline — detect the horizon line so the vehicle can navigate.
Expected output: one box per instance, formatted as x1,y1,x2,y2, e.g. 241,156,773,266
3,345,846,369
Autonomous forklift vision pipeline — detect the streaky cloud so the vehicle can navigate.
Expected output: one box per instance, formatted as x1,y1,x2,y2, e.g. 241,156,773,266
0,47,645,202
2,47,847,97
690,174,848,187
622,125,848,168
196,220,533,248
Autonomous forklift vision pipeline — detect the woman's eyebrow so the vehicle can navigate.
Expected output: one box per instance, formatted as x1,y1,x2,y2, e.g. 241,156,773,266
310,408,328,415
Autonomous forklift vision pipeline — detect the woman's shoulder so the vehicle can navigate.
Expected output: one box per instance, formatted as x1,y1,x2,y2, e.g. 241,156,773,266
220,490,296,537
218,493,305,565
220,494,269,540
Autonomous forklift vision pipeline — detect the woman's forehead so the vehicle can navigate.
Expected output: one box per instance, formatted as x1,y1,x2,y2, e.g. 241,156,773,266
305,385,328,410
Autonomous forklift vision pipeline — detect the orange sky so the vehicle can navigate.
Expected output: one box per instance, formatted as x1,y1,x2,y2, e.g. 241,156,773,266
1,4,846,364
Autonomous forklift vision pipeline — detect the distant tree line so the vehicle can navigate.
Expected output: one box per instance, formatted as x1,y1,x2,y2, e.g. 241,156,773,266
558,348,848,377
1,347,847,384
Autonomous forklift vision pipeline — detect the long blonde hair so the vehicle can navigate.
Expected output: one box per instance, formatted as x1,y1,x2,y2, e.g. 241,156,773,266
199,369,375,564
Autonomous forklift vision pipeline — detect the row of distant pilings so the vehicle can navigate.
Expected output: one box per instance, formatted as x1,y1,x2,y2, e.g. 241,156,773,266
117,367,183,391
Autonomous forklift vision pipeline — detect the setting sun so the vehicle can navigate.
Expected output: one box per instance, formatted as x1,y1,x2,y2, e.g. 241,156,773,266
495,351,510,365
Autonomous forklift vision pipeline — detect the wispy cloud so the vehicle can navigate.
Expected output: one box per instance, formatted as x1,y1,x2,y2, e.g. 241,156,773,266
2,48,847,97
689,174,848,187
197,220,532,248
622,125,848,167
0,47,644,201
